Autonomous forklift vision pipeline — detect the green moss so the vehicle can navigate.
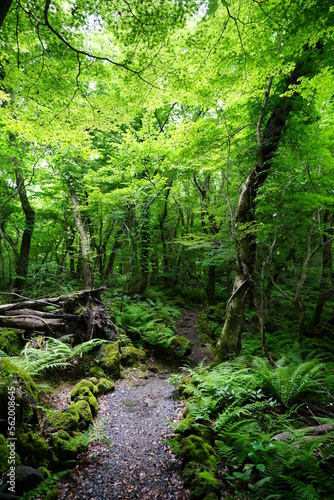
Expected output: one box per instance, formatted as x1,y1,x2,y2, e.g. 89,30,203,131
98,341,121,379
51,431,88,471
96,378,115,396
87,376,98,384
70,400,93,427
0,328,24,356
0,434,9,473
0,359,39,431
180,435,216,468
169,336,192,358
190,470,221,500
45,407,80,431
182,461,203,487
45,489,60,500
51,430,77,465
16,431,48,468
203,494,219,500
121,346,146,367
89,366,106,378
175,414,197,437
71,379,98,399
73,387,98,416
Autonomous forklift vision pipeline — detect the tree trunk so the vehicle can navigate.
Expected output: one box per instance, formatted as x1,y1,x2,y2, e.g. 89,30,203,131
214,67,303,362
14,169,35,291
105,240,122,277
312,211,334,326
69,188,94,290
206,264,216,306
0,0,12,28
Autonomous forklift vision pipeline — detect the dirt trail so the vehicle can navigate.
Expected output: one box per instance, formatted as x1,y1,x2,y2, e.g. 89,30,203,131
58,310,205,499
175,310,213,366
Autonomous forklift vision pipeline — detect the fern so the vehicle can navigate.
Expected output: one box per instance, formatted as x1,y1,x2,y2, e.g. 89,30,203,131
259,359,330,406
13,337,108,376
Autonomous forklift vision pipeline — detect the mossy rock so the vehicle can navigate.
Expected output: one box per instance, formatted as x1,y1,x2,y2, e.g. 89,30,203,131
121,346,146,367
87,376,98,385
96,378,115,396
182,461,204,487
71,379,98,399
45,407,80,432
190,470,221,500
89,366,106,378
0,359,39,432
0,433,9,474
16,431,48,468
180,435,216,468
176,415,214,441
97,341,121,379
51,430,83,469
0,328,25,356
70,400,93,427
73,387,98,416
168,335,192,358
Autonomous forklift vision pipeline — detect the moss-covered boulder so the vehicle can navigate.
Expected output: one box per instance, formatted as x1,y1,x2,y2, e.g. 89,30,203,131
97,341,121,379
180,435,216,469
0,359,39,433
0,433,9,474
51,430,84,469
70,400,93,427
96,378,115,396
45,406,80,432
169,336,192,358
16,431,48,468
175,415,213,441
121,346,146,367
190,470,221,500
0,328,25,356
71,379,98,398
182,461,203,487
89,366,106,378
87,376,98,385
72,387,98,416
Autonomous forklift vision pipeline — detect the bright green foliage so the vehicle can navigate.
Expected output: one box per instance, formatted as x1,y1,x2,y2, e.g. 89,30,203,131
13,338,108,376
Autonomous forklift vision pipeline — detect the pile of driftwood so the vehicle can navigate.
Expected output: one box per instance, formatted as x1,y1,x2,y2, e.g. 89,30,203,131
0,287,118,341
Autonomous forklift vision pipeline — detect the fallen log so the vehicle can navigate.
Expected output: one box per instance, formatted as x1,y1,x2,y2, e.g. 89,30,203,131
272,424,334,442
0,287,118,341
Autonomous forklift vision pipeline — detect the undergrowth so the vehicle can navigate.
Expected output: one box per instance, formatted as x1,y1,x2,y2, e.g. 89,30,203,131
172,331,334,499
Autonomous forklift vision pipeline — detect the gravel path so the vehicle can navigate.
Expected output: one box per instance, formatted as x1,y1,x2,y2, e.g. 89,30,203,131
58,310,206,499
59,372,188,500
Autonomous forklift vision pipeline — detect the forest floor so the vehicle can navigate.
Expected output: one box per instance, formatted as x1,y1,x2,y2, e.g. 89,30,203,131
57,310,211,500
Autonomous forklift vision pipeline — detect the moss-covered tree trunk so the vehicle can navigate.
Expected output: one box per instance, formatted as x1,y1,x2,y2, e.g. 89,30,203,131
14,169,35,291
214,66,305,362
69,187,94,290
137,202,151,295
312,211,333,326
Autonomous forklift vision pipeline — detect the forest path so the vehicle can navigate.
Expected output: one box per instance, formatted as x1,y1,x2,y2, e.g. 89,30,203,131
58,310,205,499
175,310,213,366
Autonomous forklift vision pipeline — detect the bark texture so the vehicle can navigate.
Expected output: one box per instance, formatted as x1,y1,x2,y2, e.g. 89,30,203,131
215,63,306,362
0,288,118,341
13,169,35,291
